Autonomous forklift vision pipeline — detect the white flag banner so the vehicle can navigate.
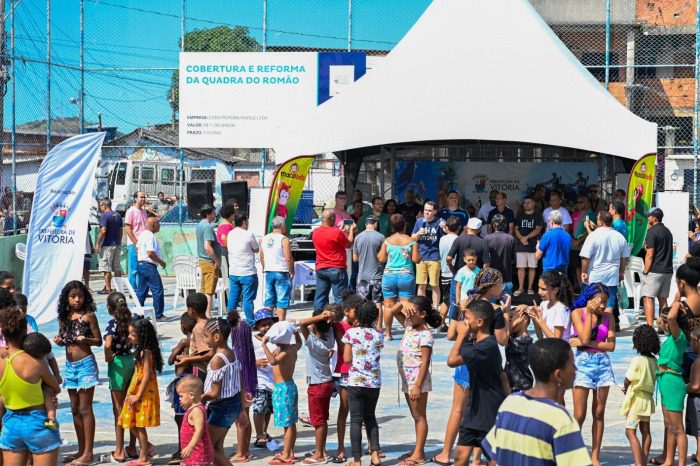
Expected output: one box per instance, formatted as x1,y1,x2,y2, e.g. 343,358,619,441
23,132,106,324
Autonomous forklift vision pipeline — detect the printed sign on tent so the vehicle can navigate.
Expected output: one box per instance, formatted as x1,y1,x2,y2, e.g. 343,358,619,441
394,161,599,208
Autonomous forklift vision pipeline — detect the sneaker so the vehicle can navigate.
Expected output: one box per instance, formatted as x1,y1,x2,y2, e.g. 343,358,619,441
156,315,168,322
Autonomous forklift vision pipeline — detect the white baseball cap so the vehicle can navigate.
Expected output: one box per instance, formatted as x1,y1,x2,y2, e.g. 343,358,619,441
467,217,482,230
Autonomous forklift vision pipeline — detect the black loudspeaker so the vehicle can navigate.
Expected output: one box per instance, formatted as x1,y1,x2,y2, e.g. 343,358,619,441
221,181,249,214
186,181,214,219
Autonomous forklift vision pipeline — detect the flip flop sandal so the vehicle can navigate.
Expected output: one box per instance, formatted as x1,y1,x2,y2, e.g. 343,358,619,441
230,454,256,464
513,290,523,297
429,457,452,466
268,457,295,465
301,458,328,465
398,460,426,466
329,455,346,464
254,438,268,449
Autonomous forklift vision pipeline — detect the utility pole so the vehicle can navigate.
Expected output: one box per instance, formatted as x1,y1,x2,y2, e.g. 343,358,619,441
0,0,9,170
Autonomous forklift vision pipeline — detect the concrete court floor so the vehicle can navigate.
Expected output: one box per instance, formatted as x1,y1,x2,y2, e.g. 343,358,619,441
46,275,693,466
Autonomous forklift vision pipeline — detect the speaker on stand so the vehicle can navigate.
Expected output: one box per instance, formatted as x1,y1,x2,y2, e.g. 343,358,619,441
221,180,249,215
186,181,214,219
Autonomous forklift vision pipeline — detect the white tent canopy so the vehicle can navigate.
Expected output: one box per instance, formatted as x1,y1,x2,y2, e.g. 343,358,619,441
273,0,657,165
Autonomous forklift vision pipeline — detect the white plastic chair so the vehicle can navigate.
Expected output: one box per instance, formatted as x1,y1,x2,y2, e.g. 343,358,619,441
172,255,199,312
15,243,26,260
623,256,645,316
112,276,158,335
214,277,227,318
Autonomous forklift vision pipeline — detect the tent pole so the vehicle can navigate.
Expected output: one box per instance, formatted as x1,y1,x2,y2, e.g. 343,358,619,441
605,0,611,90
347,0,352,52
694,0,700,208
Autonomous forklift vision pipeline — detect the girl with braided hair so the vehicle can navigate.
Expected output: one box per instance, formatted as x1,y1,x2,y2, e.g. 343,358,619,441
202,314,243,466
118,317,162,466
104,292,136,462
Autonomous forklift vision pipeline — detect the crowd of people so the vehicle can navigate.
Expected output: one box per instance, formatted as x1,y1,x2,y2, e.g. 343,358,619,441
0,182,698,466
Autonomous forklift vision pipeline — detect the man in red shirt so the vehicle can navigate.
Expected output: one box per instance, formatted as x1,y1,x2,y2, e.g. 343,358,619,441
312,209,357,311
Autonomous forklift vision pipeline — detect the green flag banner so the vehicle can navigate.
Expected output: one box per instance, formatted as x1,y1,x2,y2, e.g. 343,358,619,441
626,153,656,256
266,156,315,233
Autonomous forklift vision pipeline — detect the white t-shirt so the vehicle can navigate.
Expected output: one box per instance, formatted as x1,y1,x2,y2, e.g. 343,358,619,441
252,334,275,391
541,300,571,341
136,229,160,264
439,233,459,277
542,207,572,231
579,226,630,286
227,227,259,276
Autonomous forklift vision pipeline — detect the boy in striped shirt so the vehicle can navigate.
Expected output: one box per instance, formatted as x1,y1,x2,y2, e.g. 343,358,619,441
481,338,591,465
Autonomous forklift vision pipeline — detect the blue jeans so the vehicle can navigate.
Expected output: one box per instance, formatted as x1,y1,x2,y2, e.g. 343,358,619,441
136,262,164,318
314,268,348,312
264,272,292,309
229,274,258,325
128,244,138,289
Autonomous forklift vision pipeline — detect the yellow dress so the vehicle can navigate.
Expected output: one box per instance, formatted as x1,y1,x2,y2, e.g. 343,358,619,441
620,354,658,418
118,354,160,428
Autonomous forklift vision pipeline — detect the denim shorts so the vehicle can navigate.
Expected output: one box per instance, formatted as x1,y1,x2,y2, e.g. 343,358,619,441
207,394,241,429
453,364,470,389
0,409,62,453
64,354,99,391
264,271,292,309
381,272,416,300
574,350,615,389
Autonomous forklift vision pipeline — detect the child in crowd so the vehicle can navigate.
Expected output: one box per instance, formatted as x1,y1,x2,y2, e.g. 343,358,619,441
252,308,277,449
261,321,302,465
686,328,700,464
118,317,162,466
454,249,479,303
167,312,197,463
202,315,244,466
389,296,442,466
54,280,102,466
447,299,507,466
436,268,509,466
569,284,616,466
104,292,137,462
177,293,213,381
530,271,573,340
332,293,363,463
21,332,59,429
621,324,659,466
505,306,533,392
655,298,690,466
299,308,337,465
14,293,38,332
0,271,16,294
177,375,214,466
342,302,384,466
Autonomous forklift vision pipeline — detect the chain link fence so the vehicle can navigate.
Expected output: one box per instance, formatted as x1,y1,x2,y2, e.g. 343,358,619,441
1,0,699,232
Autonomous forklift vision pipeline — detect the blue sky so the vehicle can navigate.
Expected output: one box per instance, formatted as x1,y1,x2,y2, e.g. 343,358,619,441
7,0,430,132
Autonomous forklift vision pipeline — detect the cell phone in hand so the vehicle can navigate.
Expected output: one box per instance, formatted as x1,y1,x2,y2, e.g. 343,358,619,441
343,219,353,226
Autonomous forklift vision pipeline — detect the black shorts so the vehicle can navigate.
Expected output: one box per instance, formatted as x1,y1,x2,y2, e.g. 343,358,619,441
357,279,383,303
457,426,488,447
440,275,452,306
687,394,700,436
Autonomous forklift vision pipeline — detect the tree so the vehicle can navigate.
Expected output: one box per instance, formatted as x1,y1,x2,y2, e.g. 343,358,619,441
169,26,262,112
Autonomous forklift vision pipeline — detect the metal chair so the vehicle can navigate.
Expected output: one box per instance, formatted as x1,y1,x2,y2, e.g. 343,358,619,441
112,276,158,335
172,255,199,312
